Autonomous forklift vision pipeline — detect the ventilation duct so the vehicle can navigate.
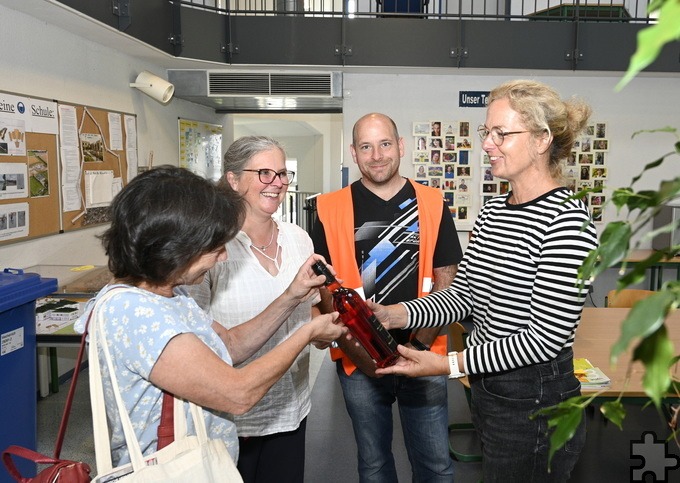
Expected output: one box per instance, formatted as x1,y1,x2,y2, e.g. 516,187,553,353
168,70,343,112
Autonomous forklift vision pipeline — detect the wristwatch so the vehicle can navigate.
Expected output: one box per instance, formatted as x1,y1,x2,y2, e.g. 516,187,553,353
447,351,465,379
410,337,430,351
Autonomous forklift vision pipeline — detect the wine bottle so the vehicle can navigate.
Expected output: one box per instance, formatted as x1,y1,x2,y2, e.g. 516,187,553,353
312,260,399,368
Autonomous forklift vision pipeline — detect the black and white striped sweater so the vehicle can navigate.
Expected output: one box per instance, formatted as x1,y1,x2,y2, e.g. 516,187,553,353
402,187,599,375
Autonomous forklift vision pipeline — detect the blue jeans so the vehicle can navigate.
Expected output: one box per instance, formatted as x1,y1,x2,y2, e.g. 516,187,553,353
469,347,586,483
336,362,454,483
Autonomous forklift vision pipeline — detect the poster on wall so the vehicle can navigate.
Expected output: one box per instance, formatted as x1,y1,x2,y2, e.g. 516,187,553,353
0,117,26,156
28,150,50,197
0,162,28,199
413,120,474,227
0,201,29,241
178,119,223,181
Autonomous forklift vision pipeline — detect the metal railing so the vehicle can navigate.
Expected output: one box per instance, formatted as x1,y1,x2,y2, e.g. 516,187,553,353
179,0,657,23
277,190,319,233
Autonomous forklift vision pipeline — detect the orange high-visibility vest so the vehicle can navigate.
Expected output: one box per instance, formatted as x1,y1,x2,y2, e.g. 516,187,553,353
316,179,448,375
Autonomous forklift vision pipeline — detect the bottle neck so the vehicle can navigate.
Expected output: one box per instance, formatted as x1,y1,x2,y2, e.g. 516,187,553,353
324,279,342,292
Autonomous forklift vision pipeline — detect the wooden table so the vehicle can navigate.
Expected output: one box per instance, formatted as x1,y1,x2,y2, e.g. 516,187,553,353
574,307,680,399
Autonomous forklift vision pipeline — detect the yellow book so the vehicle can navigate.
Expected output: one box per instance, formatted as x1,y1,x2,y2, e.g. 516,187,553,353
573,358,610,389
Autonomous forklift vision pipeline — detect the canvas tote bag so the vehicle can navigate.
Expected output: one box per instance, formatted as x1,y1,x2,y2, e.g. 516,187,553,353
88,289,243,482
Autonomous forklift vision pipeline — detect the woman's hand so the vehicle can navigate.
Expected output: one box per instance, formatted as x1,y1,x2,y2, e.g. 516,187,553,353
366,300,408,330
285,254,334,303
308,311,347,345
375,345,450,378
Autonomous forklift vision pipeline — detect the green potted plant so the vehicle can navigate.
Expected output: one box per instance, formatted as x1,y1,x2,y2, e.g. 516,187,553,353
536,0,680,465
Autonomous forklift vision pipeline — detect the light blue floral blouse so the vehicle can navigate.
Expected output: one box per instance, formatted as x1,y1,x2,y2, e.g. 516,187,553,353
75,284,238,466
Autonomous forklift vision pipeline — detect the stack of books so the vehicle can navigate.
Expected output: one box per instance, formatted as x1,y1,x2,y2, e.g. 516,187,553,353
574,358,611,390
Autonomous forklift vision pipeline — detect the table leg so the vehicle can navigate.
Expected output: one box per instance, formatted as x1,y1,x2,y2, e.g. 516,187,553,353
37,347,50,398
49,347,59,394
649,266,659,291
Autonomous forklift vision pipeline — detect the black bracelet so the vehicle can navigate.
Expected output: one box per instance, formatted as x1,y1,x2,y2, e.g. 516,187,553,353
410,337,430,351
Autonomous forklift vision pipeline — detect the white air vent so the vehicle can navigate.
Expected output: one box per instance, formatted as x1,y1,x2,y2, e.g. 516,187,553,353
208,71,340,97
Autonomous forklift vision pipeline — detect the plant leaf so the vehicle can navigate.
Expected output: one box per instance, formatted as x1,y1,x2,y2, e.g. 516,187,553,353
632,325,675,408
597,222,632,268
547,408,583,468
610,291,675,363
531,396,586,469
658,177,680,202
626,190,662,212
611,188,635,210
600,401,626,430
616,250,666,290
616,0,680,90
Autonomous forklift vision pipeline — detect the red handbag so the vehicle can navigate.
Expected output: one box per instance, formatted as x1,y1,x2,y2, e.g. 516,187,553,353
2,317,92,482
2,446,90,482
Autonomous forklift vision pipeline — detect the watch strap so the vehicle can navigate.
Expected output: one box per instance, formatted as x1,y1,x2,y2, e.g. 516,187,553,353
448,351,465,379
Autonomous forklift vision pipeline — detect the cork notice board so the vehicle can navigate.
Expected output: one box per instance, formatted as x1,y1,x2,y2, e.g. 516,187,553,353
59,103,135,232
0,92,137,245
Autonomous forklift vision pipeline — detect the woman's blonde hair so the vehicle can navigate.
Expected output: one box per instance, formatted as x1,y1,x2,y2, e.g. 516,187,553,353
488,80,592,179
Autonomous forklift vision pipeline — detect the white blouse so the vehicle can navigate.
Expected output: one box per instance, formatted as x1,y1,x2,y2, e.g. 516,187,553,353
187,219,320,437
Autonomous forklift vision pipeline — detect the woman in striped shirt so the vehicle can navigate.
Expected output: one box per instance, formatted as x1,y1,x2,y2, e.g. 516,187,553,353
375,80,599,482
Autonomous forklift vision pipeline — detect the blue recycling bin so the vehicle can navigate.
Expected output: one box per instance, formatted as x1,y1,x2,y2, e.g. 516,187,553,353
0,268,57,482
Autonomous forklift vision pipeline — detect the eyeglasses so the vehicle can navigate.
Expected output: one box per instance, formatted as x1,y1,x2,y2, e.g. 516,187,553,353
242,169,295,185
477,125,530,146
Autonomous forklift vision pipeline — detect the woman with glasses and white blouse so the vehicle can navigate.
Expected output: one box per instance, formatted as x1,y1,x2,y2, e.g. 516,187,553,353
373,80,599,482
187,136,318,483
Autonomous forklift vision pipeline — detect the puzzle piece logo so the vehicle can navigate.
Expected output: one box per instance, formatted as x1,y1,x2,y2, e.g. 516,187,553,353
631,431,680,482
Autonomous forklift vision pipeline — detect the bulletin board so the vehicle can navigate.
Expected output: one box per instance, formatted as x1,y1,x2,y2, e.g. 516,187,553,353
178,118,223,181
58,103,136,232
0,92,61,245
0,90,137,245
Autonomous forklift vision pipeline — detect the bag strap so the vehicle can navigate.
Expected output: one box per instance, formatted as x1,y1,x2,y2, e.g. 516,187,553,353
52,309,92,459
89,287,210,474
3,445,64,480
156,392,175,450
85,287,132,474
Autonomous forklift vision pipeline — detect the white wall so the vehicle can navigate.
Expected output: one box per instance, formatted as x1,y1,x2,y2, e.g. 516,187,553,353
0,2,224,269
342,71,680,304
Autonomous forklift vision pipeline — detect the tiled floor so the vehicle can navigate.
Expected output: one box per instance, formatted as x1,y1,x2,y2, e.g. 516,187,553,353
36,352,680,482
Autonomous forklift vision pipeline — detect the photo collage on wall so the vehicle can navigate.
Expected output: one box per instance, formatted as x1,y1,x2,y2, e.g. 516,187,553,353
480,152,511,206
413,120,473,222
563,121,609,223
479,121,610,224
